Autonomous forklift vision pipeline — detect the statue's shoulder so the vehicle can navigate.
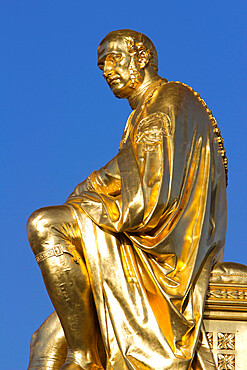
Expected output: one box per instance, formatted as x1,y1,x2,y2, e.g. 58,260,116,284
156,80,198,103
147,80,198,115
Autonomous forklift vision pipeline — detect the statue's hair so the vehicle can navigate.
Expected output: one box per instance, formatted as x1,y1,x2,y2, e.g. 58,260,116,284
99,29,158,72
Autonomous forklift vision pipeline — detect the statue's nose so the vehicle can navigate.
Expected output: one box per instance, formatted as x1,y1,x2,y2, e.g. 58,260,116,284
103,60,115,74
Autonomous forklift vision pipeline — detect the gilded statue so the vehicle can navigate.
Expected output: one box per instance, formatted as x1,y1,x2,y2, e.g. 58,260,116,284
27,29,228,369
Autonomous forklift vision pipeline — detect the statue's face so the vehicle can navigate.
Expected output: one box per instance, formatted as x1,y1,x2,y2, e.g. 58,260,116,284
98,37,143,99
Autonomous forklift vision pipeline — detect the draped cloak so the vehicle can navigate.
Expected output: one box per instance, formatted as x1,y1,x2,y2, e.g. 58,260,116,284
66,80,227,370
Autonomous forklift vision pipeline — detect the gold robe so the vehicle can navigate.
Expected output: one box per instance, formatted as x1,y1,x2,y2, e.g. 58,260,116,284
67,79,227,369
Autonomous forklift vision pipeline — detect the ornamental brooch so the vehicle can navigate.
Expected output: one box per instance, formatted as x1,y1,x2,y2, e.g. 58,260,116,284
135,112,172,152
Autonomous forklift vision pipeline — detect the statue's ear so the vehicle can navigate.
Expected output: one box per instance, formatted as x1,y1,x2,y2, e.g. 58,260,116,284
138,49,149,69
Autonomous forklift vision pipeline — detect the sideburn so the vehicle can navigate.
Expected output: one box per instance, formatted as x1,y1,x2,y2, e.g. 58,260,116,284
129,57,144,89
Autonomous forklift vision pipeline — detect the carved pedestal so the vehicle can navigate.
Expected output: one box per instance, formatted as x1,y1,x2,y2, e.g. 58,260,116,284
203,262,247,369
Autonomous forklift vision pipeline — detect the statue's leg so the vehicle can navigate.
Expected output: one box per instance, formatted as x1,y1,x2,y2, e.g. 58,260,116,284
28,311,67,369
27,205,103,369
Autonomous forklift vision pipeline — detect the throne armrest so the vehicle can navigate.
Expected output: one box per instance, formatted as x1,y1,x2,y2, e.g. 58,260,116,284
210,262,247,284
204,261,247,321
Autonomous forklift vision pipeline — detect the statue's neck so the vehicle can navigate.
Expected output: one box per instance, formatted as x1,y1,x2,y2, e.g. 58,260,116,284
128,75,163,110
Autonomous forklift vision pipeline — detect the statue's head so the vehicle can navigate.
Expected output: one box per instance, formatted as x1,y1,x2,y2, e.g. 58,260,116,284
97,29,158,99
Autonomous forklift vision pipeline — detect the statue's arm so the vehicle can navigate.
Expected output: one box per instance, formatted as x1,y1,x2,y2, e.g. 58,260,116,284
67,86,192,233
66,155,121,202
66,119,172,233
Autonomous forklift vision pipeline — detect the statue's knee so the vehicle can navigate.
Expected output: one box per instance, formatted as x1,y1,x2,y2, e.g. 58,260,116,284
27,205,75,256
27,207,54,253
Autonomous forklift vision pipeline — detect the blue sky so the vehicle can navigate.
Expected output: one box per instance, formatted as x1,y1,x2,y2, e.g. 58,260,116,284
1,1,246,368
